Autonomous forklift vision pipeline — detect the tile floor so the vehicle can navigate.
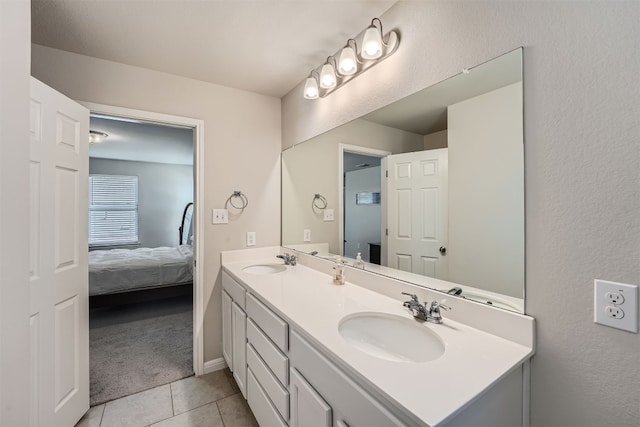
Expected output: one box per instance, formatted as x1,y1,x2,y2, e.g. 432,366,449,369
76,369,258,427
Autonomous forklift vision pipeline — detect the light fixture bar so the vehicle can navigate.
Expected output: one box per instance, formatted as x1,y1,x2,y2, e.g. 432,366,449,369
303,17,400,99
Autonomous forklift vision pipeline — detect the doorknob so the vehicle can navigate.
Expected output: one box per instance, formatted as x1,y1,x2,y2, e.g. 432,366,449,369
439,246,447,255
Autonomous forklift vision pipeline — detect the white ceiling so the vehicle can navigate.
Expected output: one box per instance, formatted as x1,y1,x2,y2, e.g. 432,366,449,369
362,48,522,135
31,0,397,98
89,115,194,165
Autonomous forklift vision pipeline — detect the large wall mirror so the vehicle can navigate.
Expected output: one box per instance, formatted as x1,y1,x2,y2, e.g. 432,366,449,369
282,48,524,313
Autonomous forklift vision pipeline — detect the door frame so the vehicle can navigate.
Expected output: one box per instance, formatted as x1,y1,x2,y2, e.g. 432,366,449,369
338,144,390,257
81,102,206,375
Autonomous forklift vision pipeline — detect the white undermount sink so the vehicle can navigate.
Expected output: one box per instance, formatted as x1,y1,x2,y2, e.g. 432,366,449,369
242,264,287,274
338,312,445,363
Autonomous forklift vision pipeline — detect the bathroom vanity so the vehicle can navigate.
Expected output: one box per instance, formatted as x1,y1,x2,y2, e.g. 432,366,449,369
221,247,535,427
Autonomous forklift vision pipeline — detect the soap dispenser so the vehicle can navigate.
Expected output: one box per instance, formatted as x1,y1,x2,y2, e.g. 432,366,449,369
333,257,345,285
354,252,365,269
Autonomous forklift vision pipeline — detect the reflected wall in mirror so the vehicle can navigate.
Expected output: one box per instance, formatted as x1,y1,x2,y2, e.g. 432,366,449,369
282,48,524,312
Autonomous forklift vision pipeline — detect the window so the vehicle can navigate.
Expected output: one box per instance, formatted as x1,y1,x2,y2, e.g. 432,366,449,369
89,175,139,246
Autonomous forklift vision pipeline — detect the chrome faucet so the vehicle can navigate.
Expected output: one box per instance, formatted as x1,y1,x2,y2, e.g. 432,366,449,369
401,292,451,324
276,253,297,266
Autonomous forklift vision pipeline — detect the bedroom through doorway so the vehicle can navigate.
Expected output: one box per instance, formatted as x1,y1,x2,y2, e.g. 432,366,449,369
86,110,202,406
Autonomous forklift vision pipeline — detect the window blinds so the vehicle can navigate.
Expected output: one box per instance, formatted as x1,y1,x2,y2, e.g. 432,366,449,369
88,175,139,246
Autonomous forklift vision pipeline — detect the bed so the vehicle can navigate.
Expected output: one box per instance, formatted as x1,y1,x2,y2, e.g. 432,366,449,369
88,202,194,297
88,245,193,296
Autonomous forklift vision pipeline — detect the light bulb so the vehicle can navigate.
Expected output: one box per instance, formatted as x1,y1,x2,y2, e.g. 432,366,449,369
338,45,357,75
303,76,319,99
89,131,108,144
319,62,336,89
361,25,382,59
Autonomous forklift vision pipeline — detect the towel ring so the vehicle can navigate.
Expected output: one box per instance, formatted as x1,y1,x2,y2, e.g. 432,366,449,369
313,194,327,210
227,191,249,210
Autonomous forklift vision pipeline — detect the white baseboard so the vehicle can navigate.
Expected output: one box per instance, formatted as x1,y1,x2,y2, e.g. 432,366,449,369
203,357,228,374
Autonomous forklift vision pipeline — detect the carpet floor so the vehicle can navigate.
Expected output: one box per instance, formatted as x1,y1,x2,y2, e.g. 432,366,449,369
89,294,193,406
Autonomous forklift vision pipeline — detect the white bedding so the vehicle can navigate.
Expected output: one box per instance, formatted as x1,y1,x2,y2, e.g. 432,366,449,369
89,245,193,296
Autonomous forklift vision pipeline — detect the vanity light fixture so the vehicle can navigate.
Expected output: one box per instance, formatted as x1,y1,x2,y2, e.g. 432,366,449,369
337,39,358,76
304,71,320,99
89,130,108,144
319,57,338,89
303,17,399,100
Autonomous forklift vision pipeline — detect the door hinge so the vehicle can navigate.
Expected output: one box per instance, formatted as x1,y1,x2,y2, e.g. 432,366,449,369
194,259,196,267
385,228,388,236
385,170,388,178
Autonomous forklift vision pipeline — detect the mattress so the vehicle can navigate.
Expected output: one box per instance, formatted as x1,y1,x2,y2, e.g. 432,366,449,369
89,245,193,296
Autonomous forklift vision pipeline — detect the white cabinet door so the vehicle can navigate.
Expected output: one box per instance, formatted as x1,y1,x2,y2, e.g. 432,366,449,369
231,302,247,398
222,290,233,370
29,78,89,427
290,368,332,427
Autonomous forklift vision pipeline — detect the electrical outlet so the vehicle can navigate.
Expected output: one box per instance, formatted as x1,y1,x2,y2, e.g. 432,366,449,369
594,279,638,333
212,209,228,224
246,231,256,247
605,306,624,319
323,209,334,221
303,229,311,242
605,292,625,305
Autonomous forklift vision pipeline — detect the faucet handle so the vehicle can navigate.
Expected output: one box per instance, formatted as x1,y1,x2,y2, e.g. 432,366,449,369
401,292,418,301
430,301,451,311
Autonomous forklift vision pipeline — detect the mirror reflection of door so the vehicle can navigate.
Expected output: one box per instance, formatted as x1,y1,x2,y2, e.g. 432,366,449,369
386,149,448,279
343,151,386,261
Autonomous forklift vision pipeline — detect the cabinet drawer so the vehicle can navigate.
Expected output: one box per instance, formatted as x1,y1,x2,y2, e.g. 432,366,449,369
222,270,246,309
247,343,289,421
246,293,288,352
247,319,289,386
247,368,287,427
290,330,407,427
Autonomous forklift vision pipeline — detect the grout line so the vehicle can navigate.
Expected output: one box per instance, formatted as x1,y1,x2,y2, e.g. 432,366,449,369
170,383,175,416
98,403,106,427
217,400,227,427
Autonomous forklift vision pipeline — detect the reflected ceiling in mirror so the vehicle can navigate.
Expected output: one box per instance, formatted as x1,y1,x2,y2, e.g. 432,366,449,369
282,48,524,313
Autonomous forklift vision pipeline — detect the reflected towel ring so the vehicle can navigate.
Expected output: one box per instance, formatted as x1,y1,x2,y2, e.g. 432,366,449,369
313,194,327,210
227,191,249,210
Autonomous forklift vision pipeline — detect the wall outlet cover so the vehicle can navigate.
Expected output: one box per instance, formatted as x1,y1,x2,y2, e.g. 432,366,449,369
303,229,311,242
594,279,638,333
246,231,256,247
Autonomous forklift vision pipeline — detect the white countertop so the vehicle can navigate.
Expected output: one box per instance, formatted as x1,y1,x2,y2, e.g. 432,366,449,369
222,254,534,426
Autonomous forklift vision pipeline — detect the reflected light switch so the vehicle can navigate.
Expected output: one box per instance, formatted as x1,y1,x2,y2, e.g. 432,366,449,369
323,209,334,221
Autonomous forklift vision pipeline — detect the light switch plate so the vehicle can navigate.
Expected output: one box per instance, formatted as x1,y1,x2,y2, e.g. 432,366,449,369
323,209,334,221
212,209,228,224
594,279,638,333
303,229,311,242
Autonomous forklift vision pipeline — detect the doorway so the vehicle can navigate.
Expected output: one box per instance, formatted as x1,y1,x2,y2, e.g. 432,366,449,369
338,144,390,260
83,103,205,405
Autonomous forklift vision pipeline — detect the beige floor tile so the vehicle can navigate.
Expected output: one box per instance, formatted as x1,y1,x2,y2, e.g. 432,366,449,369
75,404,105,427
217,393,258,427
101,385,173,427
150,402,223,427
171,370,235,415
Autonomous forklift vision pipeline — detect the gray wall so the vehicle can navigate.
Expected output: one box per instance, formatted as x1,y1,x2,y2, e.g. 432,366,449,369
282,2,640,426
89,158,193,248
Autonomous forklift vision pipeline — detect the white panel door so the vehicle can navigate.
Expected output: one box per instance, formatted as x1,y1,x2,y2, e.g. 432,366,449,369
386,149,448,279
29,78,89,427
231,301,247,398
290,368,332,427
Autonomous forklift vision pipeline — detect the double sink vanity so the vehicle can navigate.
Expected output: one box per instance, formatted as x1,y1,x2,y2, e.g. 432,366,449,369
221,247,535,427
